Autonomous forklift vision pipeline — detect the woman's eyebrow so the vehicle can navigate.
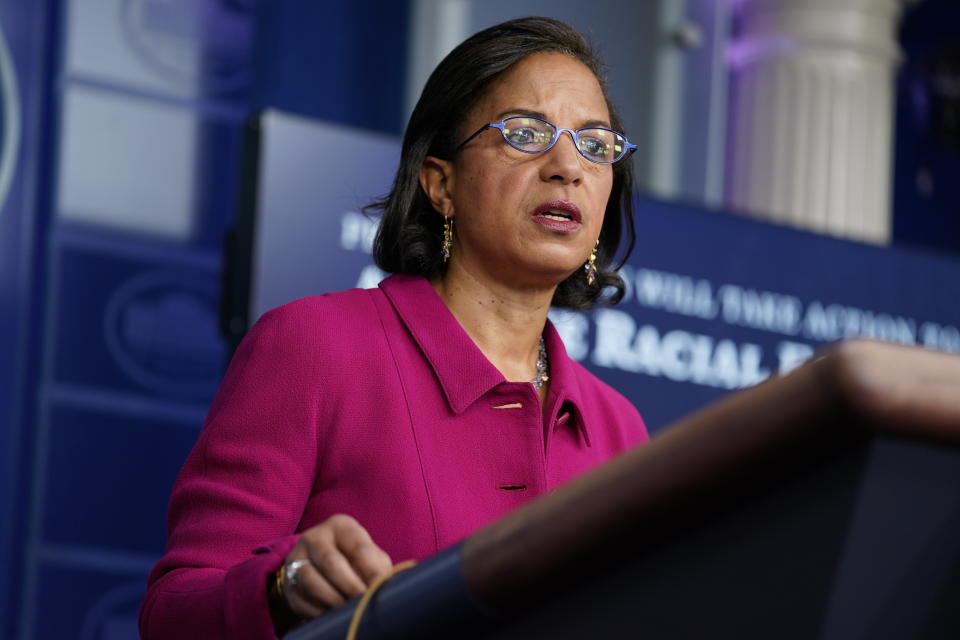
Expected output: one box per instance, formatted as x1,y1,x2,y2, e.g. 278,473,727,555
494,107,547,120
581,118,612,129
493,108,612,129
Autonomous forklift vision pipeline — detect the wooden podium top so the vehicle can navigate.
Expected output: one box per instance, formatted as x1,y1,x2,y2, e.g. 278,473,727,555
462,339,960,611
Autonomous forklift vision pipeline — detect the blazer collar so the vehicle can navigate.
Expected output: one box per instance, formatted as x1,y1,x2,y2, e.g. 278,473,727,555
542,321,591,447
380,274,502,414
379,274,591,444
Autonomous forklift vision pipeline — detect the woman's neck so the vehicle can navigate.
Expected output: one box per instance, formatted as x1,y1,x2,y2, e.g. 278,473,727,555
432,264,554,385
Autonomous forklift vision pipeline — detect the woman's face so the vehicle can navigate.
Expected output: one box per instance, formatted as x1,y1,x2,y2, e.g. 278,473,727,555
426,51,615,290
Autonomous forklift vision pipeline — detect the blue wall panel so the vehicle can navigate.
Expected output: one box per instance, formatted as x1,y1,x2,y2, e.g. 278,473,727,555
14,0,259,637
51,235,224,400
9,1,414,637
0,0,53,636
41,405,200,553
32,568,142,640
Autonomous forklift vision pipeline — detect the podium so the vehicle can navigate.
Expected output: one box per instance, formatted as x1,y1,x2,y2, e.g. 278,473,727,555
287,340,960,639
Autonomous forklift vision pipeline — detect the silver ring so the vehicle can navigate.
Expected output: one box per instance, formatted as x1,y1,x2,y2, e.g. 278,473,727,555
285,559,309,587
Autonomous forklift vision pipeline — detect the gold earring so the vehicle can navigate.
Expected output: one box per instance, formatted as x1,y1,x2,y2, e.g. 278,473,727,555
442,217,453,262
584,240,598,285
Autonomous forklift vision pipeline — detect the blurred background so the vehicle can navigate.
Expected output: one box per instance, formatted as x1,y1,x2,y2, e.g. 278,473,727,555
0,0,958,637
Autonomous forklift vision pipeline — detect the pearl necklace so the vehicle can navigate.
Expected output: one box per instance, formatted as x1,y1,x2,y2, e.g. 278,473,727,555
532,336,549,390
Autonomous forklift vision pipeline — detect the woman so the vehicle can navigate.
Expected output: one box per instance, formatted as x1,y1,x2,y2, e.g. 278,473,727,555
139,16,647,640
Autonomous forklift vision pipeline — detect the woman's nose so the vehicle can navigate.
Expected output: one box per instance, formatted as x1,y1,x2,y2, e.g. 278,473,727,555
539,130,585,185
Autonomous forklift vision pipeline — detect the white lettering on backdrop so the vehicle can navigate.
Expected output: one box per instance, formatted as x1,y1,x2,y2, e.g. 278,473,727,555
341,213,959,389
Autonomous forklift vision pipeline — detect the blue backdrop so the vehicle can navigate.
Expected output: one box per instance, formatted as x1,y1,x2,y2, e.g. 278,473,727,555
242,110,960,435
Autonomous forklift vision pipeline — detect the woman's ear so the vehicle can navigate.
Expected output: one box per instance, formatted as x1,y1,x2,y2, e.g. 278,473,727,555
419,156,456,217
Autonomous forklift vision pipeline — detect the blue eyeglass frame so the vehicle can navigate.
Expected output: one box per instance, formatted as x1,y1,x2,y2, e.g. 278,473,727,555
455,115,638,165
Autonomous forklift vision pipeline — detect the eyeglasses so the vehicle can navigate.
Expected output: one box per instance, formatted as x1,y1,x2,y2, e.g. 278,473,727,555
456,115,637,165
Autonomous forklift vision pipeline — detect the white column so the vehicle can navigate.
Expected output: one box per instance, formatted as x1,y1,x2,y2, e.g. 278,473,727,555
647,0,688,199
725,0,908,244
405,0,471,122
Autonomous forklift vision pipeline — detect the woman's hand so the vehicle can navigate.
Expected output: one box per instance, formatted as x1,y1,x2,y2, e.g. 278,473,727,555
280,514,393,619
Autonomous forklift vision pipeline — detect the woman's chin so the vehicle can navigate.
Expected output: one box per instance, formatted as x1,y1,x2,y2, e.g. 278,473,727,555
537,256,590,282
515,262,586,290
448,252,586,291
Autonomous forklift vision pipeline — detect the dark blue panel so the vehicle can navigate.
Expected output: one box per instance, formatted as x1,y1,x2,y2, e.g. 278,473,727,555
30,567,144,640
0,0,57,636
892,0,960,255
42,404,199,553
192,113,253,249
52,236,225,401
253,0,409,135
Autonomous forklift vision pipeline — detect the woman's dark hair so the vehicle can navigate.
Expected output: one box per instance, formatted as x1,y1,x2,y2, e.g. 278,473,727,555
370,16,636,310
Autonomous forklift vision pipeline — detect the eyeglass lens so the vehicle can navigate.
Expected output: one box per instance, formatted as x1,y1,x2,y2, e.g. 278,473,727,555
500,116,627,163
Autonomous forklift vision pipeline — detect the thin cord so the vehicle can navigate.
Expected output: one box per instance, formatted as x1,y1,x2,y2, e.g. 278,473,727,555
345,560,417,640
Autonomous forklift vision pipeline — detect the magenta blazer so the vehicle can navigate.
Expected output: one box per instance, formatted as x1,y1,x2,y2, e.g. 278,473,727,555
140,274,648,639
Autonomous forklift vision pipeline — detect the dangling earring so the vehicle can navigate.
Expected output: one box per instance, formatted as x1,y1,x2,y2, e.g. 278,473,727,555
584,240,598,285
442,216,453,262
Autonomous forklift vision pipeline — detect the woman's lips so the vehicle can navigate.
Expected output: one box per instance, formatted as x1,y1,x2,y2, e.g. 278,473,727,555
532,200,583,233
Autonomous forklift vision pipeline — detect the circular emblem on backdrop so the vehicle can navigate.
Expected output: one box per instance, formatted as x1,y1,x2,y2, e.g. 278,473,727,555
104,269,225,399
0,20,22,217
120,0,255,93
79,582,143,640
